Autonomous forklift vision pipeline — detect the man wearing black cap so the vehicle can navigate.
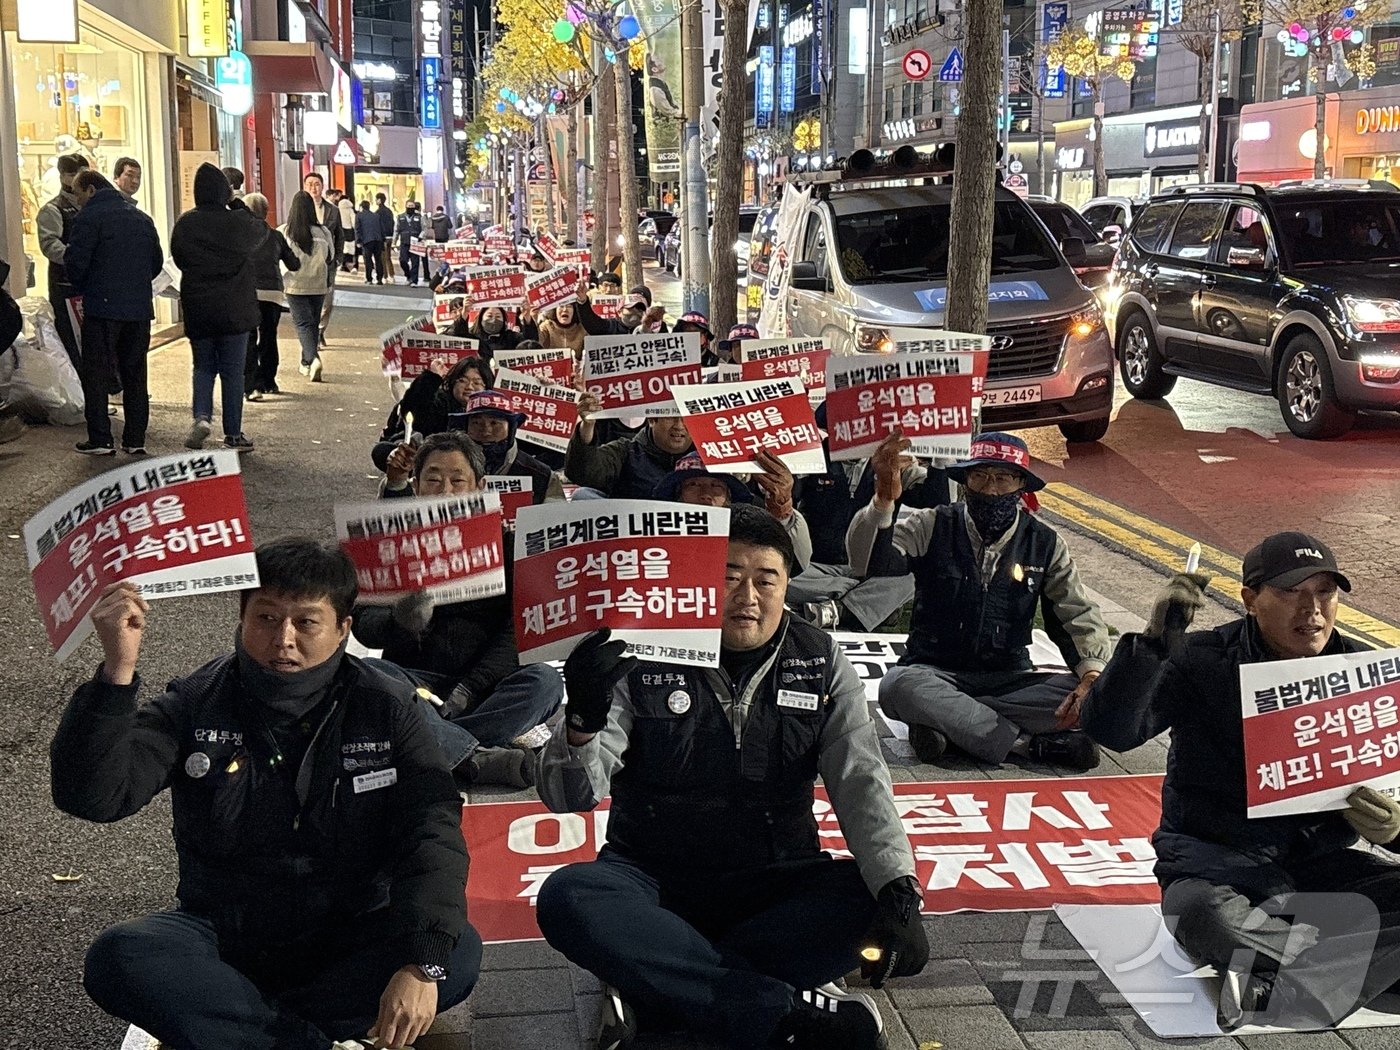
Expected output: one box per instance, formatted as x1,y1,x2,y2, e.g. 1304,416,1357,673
1083,531,1400,1031
848,431,1112,771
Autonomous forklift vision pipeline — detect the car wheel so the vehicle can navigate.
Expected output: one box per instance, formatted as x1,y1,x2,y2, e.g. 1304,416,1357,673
1059,415,1110,443
1116,312,1176,399
1278,335,1356,439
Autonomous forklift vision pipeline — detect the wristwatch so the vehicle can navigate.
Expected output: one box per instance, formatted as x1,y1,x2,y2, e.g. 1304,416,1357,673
416,963,449,982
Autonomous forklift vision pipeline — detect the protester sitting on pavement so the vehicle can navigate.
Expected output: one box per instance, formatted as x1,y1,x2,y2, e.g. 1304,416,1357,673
359,433,563,789
1081,532,1400,1031
575,281,665,336
535,504,928,1050
848,430,1112,771
373,355,492,474
456,389,563,502
51,538,480,1050
715,323,760,364
566,393,694,499
446,294,538,360
654,451,813,568
673,311,717,365
537,300,587,358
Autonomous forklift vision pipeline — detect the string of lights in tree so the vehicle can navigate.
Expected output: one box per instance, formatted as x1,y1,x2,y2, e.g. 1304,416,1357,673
550,0,641,64
1274,4,1365,56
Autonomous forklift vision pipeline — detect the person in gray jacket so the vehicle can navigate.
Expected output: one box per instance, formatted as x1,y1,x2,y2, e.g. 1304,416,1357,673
848,430,1112,771
534,505,927,1050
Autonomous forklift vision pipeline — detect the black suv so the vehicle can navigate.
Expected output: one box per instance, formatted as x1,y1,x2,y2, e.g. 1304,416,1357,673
1108,181,1400,438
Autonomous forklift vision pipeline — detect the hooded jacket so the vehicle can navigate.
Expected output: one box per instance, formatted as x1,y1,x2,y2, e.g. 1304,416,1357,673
447,317,539,361
250,228,300,301
169,164,268,338
63,187,164,322
565,424,693,499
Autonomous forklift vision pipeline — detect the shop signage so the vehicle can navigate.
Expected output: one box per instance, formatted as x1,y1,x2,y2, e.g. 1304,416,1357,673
214,51,254,117
882,116,941,142
780,46,797,112
421,57,443,129
756,45,775,128
1357,106,1400,136
187,0,229,58
1056,146,1086,170
784,11,813,47
304,110,338,146
422,0,442,57
333,65,354,131
1100,6,1159,61
880,13,942,48
356,124,381,163
1144,118,1201,158
1040,2,1068,99
354,61,400,81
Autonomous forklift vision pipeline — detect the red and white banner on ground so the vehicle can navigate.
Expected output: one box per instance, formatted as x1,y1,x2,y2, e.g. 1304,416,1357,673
1241,649,1400,818
381,325,479,378
735,337,830,406
825,352,978,461
524,266,579,316
512,500,728,665
460,773,1165,943
335,493,506,605
483,476,533,528
584,332,703,419
493,367,581,454
671,377,825,475
493,346,574,386
24,452,258,662
462,266,526,307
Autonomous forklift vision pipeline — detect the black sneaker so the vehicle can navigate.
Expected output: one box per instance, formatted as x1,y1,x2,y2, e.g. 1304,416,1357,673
75,441,115,456
223,434,255,453
908,723,949,763
1028,731,1100,771
596,986,636,1050
771,987,884,1049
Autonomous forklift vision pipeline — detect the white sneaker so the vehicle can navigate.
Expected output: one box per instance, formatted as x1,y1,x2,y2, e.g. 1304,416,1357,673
309,355,324,382
299,363,311,377
512,723,553,749
185,418,211,449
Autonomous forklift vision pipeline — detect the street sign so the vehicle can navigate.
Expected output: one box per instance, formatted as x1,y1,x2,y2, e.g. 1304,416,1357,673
1003,173,1028,197
1009,159,1024,174
939,48,964,82
902,48,932,81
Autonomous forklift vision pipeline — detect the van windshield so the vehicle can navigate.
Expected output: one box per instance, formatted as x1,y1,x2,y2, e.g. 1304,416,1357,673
1275,198,1400,267
833,201,1063,283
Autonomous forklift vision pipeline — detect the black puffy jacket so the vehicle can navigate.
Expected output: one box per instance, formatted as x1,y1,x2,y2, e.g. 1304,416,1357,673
169,164,269,338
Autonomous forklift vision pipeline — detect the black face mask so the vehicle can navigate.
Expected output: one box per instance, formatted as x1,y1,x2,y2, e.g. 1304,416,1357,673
481,314,505,335
480,436,512,472
965,489,1022,543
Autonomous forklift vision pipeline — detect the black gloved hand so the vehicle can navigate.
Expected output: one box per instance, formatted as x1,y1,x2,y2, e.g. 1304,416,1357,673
562,628,637,735
860,875,929,989
440,683,476,720
1145,572,1212,658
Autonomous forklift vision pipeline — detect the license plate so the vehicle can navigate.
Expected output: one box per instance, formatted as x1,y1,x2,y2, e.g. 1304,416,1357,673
983,385,1042,406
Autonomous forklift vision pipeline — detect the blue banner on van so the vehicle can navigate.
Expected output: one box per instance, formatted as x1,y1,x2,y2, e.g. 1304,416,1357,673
914,281,1050,311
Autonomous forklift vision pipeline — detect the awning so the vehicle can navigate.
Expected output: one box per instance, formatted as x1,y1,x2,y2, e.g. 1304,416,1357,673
245,41,334,95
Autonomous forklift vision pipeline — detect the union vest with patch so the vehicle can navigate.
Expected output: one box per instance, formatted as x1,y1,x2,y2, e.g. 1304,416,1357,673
46,194,80,292
606,618,836,872
904,507,1058,672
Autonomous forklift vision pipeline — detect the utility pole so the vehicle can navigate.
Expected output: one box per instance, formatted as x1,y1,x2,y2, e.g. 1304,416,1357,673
1001,25,1012,168
1207,10,1221,181
680,0,712,314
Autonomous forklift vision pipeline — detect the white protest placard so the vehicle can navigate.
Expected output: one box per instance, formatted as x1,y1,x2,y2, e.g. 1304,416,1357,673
493,367,581,453
25,452,258,662
383,327,479,378
591,294,622,319
335,492,506,605
524,266,579,316
463,266,527,307
889,330,991,403
825,352,978,461
736,337,831,405
483,475,533,527
1241,649,1400,818
512,500,729,665
671,377,825,475
583,331,703,419
433,293,469,331
493,346,574,386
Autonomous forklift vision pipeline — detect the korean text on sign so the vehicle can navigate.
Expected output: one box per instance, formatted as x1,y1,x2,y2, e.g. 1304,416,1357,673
671,377,825,475
493,346,574,386
825,352,978,461
1241,647,1400,818
889,331,990,400
394,333,480,380
24,451,258,662
736,337,832,406
335,492,506,606
512,500,729,666
463,266,526,308
524,266,578,316
483,475,532,528
583,332,703,419
493,367,581,454
433,294,470,331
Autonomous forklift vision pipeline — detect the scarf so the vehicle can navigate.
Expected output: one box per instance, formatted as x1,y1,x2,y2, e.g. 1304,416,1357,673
965,490,1022,543
235,627,348,723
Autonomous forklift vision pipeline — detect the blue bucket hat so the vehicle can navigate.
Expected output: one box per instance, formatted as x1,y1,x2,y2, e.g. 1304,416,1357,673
945,432,1046,492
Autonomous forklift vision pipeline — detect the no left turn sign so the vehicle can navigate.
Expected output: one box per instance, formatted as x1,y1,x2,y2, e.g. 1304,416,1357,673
902,49,932,81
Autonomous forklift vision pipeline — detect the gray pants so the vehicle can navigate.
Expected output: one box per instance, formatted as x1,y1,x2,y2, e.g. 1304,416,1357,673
879,663,1076,762
786,563,914,632
1163,848,1400,1029
319,275,336,336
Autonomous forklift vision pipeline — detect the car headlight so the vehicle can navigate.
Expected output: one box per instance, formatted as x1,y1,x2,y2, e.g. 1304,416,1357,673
1069,304,1103,339
854,324,895,354
1344,296,1400,333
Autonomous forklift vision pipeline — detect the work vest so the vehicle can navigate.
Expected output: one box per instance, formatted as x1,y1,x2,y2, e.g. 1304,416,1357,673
606,618,836,872
46,193,80,293
903,506,1058,672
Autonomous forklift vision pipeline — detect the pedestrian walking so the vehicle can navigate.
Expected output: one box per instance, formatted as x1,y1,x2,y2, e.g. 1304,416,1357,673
354,200,384,285
280,190,336,383
430,205,451,243
63,170,163,456
302,173,343,346
36,152,89,369
375,193,395,281
335,189,357,272
241,192,300,400
169,163,268,453
396,202,423,286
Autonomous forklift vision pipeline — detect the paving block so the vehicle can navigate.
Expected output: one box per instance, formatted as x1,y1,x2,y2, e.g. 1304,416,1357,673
428,998,473,1035
573,991,601,1045
464,1012,584,1050
1025,1033,1136,1050
1340,1031,1400,1050
414,1034,473,1050
987,977,1118,1031
481,939,569,971
568,962,604,995
469,966,576,1017
927,911,1033,945
1107,1006,1240,1050
888,958,995,1009
872,989,919,1050
1237,1034,1353,1050
901,1003,1027,1050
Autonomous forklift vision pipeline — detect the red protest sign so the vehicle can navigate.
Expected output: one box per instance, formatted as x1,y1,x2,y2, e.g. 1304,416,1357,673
536,231,561,262
493,367,580,454
524,266,579,316
386,330,479,379
483,475,533,527
583,332,703,419
512,500,728,665
24,452,258,662
486,231,515,256
493,346,574,386
672,377,825,474
825,352,977,461
335,493,506,605
460,773,1165,943
591,295,622,319
442,241,483,267
409,238,428,257
1241,649,1400,818
463,266,526,308
888,332,990,399
433,294,469,330
737,338,831,405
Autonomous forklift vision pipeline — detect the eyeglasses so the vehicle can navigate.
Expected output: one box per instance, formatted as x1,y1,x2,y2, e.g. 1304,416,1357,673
965,468,1025,491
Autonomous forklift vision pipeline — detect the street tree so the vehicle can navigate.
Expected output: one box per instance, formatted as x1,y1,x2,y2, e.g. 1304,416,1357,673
1259,0,1376,177
615,53,645,287
1174,0,1261,182
1045,25,1139,196
709,0,750,335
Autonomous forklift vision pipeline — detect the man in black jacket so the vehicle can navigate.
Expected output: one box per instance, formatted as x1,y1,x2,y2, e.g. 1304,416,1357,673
566,396,694,499
36,152,88,368
376,193,396,282
397,203,424,285
52,538,480,1050
1082,532,1400,1031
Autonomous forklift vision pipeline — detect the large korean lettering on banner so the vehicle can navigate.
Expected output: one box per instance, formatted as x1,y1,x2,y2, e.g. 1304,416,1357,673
382,326,479,378
335,493,506,605
483,476,533,528
441,241,482,267
524,266,579,315
1241,648,1400,818
25,452,258,662
736,337,831,406
460,774,1164,943
584,332,703,419
825,352,978,461
462,266,526,307
671,377,824,474
512,500,728,665
493,346,574,386
889,331,991,403
493,367,580,453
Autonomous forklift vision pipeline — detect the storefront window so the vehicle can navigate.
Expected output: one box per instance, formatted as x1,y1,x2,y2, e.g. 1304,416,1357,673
11,25,147,289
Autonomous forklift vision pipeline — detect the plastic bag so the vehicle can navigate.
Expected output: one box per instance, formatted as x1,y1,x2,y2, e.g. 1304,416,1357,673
6,298,84,425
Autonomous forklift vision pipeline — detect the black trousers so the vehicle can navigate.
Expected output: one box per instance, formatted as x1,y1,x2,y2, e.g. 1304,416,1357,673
361,241,384,283
48,286,81,370
84,907,482,1050
80,317,150,447
245,301,284,393
537,849,877,1048
399,245,420,285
